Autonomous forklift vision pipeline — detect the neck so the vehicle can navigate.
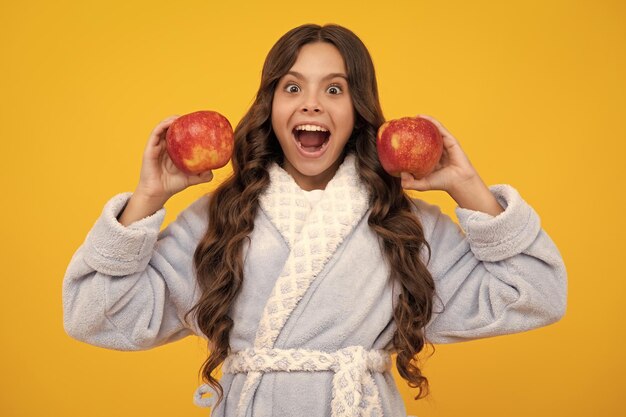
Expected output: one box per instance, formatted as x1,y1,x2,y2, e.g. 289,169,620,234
282,156,345,191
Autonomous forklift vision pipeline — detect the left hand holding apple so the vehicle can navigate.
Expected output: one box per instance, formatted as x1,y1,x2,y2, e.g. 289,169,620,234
401,115,504,216
400,115,477,192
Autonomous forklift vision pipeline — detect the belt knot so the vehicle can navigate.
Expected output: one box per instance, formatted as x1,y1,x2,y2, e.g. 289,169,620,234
193,346,391,417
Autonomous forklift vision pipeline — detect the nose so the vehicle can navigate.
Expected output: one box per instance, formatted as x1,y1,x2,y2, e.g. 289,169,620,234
302,105,321,113
301,92,322,113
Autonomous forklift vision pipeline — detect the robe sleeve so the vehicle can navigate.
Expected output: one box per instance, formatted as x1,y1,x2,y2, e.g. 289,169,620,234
417,185,567,344
62,192,209,350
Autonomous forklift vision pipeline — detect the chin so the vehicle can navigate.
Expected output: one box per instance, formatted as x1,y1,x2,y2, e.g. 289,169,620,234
291,159,333,176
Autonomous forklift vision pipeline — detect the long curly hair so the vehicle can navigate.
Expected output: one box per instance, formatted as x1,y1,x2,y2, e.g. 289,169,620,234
185,23,436,405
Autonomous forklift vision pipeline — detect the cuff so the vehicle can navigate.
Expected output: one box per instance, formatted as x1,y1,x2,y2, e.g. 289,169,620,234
83,192,166,276
455,184,541,262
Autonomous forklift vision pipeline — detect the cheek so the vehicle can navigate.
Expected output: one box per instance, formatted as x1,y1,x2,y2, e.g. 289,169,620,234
339,99,355,124
270,112,289,145
271,97,291,125
337,105,355,132
270,105,283,133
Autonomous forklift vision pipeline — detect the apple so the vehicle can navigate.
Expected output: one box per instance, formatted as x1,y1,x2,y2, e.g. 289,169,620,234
165,110,234,175
376,116,443,179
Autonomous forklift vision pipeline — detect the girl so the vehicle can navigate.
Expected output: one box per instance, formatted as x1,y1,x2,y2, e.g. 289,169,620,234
62,24,567,417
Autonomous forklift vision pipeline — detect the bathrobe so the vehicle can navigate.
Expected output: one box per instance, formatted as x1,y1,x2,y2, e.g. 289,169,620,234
62,155,567,417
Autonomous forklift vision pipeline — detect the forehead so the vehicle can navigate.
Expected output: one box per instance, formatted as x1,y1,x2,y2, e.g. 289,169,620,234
289,42,347,75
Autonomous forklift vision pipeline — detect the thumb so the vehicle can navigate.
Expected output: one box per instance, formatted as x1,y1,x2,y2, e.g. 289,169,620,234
188,170,214,186
400,172,431,191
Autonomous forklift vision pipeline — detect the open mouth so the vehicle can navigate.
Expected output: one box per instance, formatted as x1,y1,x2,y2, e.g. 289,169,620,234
292,125,331,154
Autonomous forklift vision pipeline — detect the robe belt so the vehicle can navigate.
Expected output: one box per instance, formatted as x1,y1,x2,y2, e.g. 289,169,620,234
194,345,392,417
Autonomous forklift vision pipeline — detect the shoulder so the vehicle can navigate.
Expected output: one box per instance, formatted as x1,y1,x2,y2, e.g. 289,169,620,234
163,194,212,243
408,197,453,236
409,197,443,222
181,194,212,221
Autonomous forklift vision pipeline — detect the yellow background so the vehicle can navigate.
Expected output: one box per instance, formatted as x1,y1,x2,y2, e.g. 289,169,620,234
1,0,624,416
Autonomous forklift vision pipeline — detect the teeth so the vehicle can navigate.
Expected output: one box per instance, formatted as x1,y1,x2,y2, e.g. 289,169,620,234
294,124,328,132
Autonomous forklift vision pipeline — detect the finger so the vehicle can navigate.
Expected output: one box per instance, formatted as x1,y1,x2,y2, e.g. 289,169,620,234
419,118,461,151
400,172,415,189
442,133,460,150
188,170,214,185
403,179,431,192
162,153,180,174
147,115,181,147
417,114,456,141
416,114,437,123
400,172,430,191
400,172,414,182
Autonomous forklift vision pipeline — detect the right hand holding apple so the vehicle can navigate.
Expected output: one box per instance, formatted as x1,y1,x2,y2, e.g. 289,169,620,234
134,115,216,205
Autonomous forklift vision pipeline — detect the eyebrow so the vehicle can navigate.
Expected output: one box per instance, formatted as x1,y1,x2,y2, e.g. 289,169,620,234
285,71,348,81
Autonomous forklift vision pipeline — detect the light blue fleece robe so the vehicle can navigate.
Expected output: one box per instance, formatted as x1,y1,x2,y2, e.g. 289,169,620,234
62,155,567,417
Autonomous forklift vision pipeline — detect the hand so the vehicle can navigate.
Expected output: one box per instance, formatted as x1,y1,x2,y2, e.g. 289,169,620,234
134,115,215,204
400,114,479,194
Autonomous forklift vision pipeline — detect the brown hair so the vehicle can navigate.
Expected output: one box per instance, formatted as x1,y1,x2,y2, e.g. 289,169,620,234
185,23,436,405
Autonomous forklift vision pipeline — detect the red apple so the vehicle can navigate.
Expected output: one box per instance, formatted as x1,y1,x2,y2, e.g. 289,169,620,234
376,116,443,179
165,110,234,175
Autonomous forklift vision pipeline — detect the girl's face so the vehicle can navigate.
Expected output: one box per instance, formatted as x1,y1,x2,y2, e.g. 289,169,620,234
271,42,355,190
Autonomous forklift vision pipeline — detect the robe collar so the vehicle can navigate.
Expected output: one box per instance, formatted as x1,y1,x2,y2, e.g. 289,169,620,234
259,154,371,249
256,153,371,349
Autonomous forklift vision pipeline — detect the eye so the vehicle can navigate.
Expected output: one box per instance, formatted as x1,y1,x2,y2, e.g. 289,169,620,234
284,83,300,93
327,84,343,95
